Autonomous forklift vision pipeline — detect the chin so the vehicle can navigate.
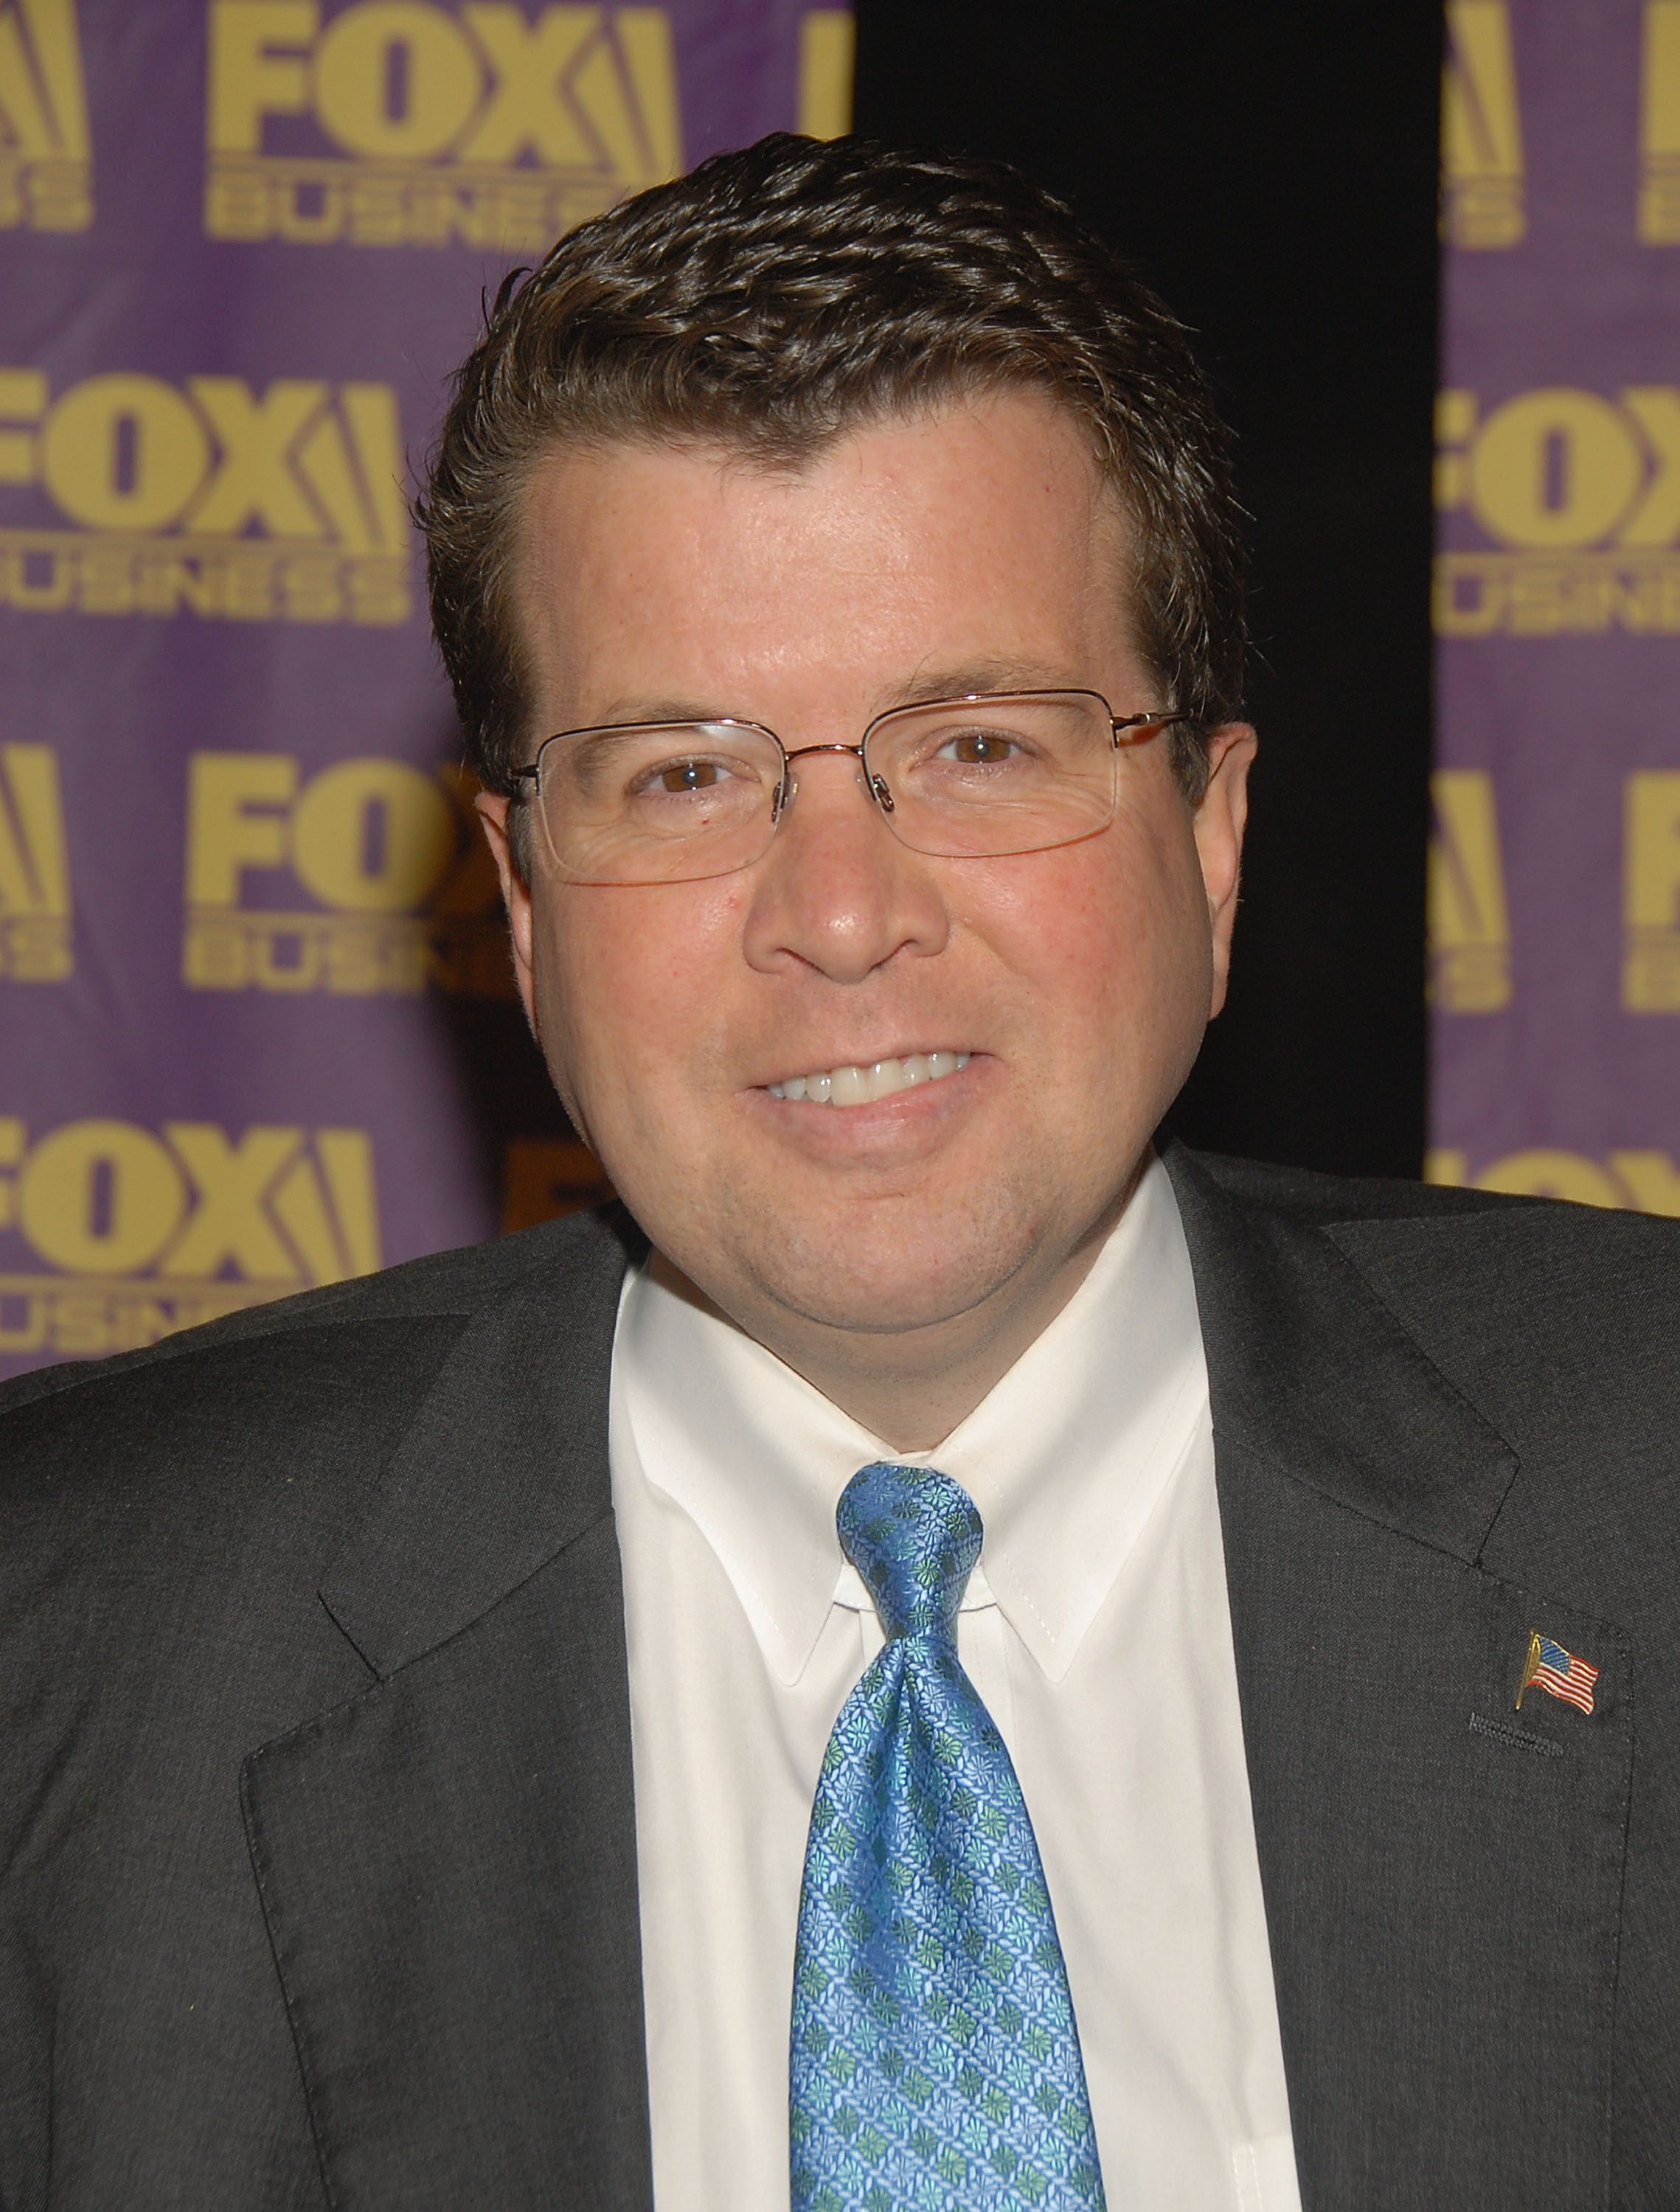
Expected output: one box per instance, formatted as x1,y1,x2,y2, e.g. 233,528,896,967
733,1193,1051,1340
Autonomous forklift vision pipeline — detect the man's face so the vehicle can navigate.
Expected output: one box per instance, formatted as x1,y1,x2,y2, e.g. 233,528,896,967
482,392,1252,1373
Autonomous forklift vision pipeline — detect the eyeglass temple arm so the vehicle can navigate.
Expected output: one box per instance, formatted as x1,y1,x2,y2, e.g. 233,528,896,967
1111,709,1186,745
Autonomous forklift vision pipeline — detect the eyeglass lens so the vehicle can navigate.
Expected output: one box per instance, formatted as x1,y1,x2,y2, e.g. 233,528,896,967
531,692,1126,886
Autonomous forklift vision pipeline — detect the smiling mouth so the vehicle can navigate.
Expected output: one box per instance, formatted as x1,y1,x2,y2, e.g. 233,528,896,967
766,1051,972,1106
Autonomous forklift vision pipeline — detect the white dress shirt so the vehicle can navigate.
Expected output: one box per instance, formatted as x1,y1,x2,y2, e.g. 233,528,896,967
610,1153,1302,2212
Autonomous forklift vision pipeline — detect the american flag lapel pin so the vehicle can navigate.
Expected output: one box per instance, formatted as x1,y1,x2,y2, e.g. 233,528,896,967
1516,1627,1600,1716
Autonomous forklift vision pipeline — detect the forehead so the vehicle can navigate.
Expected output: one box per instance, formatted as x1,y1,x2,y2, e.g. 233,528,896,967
512,392,1141,717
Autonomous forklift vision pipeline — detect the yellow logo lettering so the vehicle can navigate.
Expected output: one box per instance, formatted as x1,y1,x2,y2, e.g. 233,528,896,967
1434,383,1680,636
290,757,456,911
1611,386,1680,543
18,1120,190,1275
0,366,45,484
163,1123,326,1279
1427,1145,1680,1217
182,751,507,998
1469,389,1643,550
1608,1150,1680,1212
1641,1,1680,241
0,742,70,979
40,375,213,532
455,4,609,164
207,0,318,150
298,383,409,552
1457,1149,1624,1207
186,751,299,905
315,0,481,158
203,0,682,250
0,370,410,626
1623,770,1680,1009
1428,770,1510,1011
0,0,91,230
0,1115,21,1231
1433,389,1476,512
0,1119,383,1355
274,1129,382,1279
797,10,853,142
1442,0,1524,249
185,378,333,537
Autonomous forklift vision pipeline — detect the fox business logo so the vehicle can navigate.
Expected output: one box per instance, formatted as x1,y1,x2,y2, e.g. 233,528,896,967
0,742,70,980
182,750,510,996
0,0,91,232
1429,770,1509,1013
1435,385,1680,638
204,0,680,250
0,1117,381,1358
1428,1145,1680,1218
0,369,409,625
1441,1,1523,251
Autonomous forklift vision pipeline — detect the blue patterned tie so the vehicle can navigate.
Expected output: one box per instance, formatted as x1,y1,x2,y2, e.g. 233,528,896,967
790,1462,1105,2211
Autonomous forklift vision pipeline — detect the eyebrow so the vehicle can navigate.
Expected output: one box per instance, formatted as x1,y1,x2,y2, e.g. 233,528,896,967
572,699,751,729
886,658,1085,709
569,661,1089,734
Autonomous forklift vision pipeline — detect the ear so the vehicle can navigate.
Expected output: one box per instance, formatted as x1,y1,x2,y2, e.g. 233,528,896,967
1191,724,1257,1020
474,791,540,1037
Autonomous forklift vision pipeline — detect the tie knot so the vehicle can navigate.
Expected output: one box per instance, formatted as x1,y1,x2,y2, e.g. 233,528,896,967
837,1463,982,1641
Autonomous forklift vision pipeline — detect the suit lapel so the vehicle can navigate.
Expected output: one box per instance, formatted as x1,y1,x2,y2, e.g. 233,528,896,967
1169,1150,1631,2212
241,1217,654,2212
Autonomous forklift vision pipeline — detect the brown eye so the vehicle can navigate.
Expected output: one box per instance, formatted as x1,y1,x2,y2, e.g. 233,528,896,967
659,759,722,792
945,729,1018,765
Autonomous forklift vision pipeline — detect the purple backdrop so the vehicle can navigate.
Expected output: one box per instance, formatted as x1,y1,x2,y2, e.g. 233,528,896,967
0,0,853,1375
1433,0,1680,1217
14,1,1664,1381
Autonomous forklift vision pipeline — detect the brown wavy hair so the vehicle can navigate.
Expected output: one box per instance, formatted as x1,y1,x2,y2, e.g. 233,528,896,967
418,132,1246,849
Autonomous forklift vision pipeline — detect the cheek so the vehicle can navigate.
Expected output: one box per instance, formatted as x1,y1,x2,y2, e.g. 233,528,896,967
960,818,1210,1058
534,880,750,1098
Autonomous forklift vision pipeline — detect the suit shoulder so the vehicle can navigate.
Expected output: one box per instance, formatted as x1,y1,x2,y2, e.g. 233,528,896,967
1176,1148,1680,1613
1175,1144,1539,1228
0,1203,636,1627
1265,1166,1680,1484
1319,1174,1680,1316
0,1203,640,1441
1179,1141,1680,1358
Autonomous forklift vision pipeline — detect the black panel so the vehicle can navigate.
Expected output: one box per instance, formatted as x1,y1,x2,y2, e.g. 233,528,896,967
853,1,1442,1177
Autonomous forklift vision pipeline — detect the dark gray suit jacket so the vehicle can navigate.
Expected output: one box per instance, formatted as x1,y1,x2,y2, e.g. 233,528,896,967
1,1146,1676,2211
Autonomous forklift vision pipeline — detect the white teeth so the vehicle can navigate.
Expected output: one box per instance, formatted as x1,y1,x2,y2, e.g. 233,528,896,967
768,1051,971,1105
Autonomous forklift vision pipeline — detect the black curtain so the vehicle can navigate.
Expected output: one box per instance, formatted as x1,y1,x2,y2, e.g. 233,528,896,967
853,1,1443,1179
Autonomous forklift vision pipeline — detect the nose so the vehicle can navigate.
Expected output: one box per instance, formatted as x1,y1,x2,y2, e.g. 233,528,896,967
741,747,949,985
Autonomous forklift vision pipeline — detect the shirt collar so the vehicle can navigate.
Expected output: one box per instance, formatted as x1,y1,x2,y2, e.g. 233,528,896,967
615,1151,1208,1688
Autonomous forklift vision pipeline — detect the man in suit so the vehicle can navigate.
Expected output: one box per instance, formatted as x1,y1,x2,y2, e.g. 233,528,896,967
2,133,1677,2212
